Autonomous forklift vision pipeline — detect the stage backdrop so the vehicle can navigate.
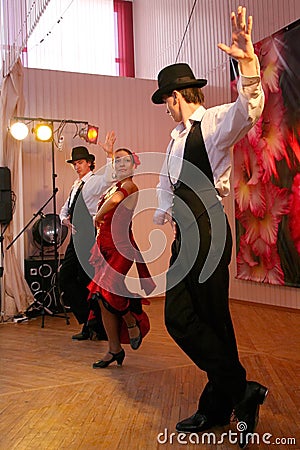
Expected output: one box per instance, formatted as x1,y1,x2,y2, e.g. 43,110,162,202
231,19,300,288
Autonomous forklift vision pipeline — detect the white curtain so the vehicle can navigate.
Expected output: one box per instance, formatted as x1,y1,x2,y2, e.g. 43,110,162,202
25,0,116,76
0,0,51,79
0,59,34,320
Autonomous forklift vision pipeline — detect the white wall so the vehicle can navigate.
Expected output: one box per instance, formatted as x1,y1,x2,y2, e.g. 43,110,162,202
20,0,300,309
22,68,174,298
132,0,300,308
133,0,300,104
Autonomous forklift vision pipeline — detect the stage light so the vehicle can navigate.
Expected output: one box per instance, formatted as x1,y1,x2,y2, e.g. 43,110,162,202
33,123,53,142
9,122,29,140
32,214,68,248
87,125,99,144
79,124,99,144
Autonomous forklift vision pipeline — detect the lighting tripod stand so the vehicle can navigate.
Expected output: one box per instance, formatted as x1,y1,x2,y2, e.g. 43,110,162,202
7,118,69,327
7,188,70,328
8,116,98,327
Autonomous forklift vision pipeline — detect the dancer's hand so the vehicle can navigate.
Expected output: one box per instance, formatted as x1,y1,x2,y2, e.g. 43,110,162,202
98,130,116,157
62,216,77,234
218,6,258,75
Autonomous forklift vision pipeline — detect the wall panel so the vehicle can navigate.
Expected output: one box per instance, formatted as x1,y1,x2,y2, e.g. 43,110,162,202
133,0,300,309
134,0,300,105
20,0,300,309
22,68,174,298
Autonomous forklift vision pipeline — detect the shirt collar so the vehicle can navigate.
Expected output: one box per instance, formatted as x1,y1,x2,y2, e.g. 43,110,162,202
74,170,93,186
170,105,206,139
81,171,93,183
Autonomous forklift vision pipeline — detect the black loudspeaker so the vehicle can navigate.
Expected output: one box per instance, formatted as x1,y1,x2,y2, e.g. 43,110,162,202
24,258,64,313
0,167,13,225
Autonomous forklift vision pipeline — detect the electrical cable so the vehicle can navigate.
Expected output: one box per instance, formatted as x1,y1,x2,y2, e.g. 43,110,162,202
175,0,198,63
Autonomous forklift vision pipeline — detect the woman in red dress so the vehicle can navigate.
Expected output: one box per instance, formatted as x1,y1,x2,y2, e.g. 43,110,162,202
88,148,155,368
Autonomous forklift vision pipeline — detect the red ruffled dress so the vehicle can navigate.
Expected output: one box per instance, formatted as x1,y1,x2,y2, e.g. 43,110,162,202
87,182,155,342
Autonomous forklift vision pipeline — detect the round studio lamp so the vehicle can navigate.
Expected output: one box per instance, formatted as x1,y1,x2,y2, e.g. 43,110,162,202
10,122,29,140
79,124,99,144
34,123,53,142
32,214,68,248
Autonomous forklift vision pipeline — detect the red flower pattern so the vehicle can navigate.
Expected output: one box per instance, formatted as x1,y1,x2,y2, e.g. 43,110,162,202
234,30,300,286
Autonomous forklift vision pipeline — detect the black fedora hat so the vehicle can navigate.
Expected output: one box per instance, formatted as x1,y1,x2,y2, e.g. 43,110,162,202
151,63,207,104
66,146,95,163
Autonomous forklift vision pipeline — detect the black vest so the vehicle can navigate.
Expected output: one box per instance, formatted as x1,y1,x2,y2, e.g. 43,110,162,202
172,121,219,226
68,181,85,221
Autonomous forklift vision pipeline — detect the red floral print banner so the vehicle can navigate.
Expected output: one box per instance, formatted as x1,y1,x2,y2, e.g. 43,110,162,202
232,19,300,287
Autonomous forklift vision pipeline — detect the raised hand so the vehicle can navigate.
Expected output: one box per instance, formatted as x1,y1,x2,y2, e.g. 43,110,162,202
98,130,116,157
218,6,257,75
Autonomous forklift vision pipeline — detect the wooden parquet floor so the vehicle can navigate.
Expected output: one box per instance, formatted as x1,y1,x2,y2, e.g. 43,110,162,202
0,299,299,450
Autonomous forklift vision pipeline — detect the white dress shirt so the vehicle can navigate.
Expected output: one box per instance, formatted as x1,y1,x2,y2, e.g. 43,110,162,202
59,159,113,221
154,66,264,225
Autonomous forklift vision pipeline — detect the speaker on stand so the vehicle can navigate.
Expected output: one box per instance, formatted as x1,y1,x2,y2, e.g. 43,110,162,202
0,167,14,322
0,167,13,226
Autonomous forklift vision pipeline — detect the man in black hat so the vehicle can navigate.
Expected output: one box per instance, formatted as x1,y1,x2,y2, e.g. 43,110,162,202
152,6,267,448
59,132,116,340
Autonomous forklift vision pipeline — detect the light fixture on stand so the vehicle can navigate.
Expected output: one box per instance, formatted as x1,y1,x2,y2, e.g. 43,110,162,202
8,116,100,327
9,120,29,140
79,124,99,144
8,118,64,326
33,122,53,142
32,213,68,249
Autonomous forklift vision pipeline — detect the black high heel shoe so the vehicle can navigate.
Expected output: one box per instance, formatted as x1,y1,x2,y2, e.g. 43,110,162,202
92,349,125,368
127,322,142,350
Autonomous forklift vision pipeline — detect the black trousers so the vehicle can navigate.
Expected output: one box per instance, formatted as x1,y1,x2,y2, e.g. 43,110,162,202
59,239,91,325
165,211,247,420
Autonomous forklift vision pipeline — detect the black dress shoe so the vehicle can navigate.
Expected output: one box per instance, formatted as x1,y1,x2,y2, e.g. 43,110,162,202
72,325,90,340
234,381,268,449
127,322,142,350
93,349,125,368
176,412,230,433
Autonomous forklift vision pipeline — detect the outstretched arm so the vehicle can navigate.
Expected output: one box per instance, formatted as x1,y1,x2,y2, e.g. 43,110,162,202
218,5,258,76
